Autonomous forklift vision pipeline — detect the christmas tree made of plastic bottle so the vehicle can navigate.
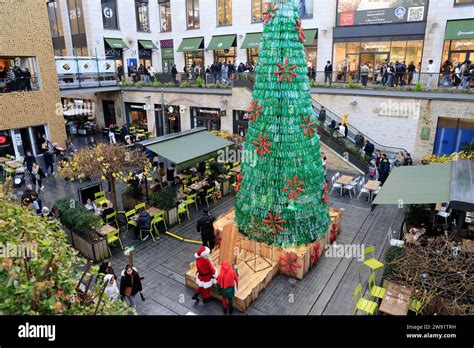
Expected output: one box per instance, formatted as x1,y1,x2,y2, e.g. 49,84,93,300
235,0,330,248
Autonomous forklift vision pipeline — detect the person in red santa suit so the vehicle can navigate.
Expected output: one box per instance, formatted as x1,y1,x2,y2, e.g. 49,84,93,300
192,246,218,303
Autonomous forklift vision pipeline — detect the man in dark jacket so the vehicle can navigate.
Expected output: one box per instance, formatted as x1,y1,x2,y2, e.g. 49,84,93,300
134,208,152,240
44,150,55,176
171,64,178,85
355,132,365,149
379,155,391,185
364,140,375,158
197,208,216,250
23,150,37,174
404,153,413,166
324,61,333,85
318,106,327,129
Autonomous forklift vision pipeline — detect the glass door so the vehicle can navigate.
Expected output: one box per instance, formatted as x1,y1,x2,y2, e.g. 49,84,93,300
449,51,469,67
360,53,374,83
374,52,389,84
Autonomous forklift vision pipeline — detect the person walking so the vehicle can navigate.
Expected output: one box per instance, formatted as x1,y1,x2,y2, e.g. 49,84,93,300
441,60,452,87
408,61,416,85
426,60,435,88
318,106,327,129
324,61,333,85
341,113,349,138
31,163,45,191
119,265,143,309
23,150,37,174
171,64,178,85
104,274,120,302
217,261,239,315
461,60,471,89
196,208,216,251
360,62,369,86
221,62,229,84
403,152,413,166
108,124,117,144
116,65,124,82
43,150,55,176
191,246,218,304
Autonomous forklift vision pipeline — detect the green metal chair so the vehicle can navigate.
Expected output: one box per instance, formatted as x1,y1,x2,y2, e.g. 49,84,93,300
95,191,110,206
368,272,386,301
185,193,198,211
353,283,378,315
135,202,146,211
125,209,137,233
152,210,167,233
362,246,384,272
205,187,215,207
105,211,119,229
106,228,124,256
177,202,190,224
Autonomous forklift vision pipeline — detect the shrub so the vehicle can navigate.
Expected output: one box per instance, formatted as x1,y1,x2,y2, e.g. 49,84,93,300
179,81,191,88
348,78,354,88
414,82,422,92
125,178,143,200
403,204,433,226
206,83,217,89
195,76,203,88
150,186,176,211
54,199,102,235
383,246,405,277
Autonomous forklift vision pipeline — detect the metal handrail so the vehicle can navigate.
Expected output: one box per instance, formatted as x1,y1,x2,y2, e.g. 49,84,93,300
311,98,407,159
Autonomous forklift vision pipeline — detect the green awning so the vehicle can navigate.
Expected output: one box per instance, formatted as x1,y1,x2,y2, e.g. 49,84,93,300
105,38,129,49
373,163,452,206
241,33,262,49
177,37,204,52
445,19,474,40
140,128,234,170
138,40,157,50
303,29,318,46
207,35,237,50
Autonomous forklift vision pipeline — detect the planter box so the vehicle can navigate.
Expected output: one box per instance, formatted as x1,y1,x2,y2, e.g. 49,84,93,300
219,175,230,197
165,207,178,226
63,227,109,262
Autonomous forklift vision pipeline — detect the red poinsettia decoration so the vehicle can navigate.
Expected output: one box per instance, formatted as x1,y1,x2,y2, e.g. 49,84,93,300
263,1,278,24
280,252,301,275
247,100,263,122
311,242,321,266
322,182,328,203
263,212,286,235
234,173,243,192
301,115,317,139
330,222,339,243
274,58,297,83
252,134,272,158
283,175,305,199
295,18,306,43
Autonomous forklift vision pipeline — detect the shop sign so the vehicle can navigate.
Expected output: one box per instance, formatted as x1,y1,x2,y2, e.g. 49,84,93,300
220,110,227,117
131,105,145,109
0,135,8,145
199,108,220,115
143,104,151,111
453,40,474,48
103,6,114,19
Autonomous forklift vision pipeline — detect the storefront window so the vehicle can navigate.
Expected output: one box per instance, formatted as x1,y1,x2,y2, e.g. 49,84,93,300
165,105,181,134
441,39,474,68
0,57,40,93
214,48,236,63
191,107,221,131
434,117,474,155
251,0,264,23
135,0,150,32
184,51,204,70
186,0,200,29
247,48,259,64
67,0,88,55
126,104,148,129
160,42,175,73
159,0,172,32
47,1,64,37
217,0,232,26
233,110,249,137
306,45,317,69
105,41,123,72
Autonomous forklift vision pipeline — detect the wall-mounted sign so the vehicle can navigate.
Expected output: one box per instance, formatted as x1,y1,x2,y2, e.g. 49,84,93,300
337,0,428,27
199,108,220,115
220,110,227,117
0,135,8,145
103,6,114,19
420,126,430,141
131,105,145,109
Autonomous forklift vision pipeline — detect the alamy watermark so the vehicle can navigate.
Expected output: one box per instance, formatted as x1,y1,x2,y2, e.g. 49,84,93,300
324,243,365,262
378,99,421,120
217,147,258,167
0,242,38,259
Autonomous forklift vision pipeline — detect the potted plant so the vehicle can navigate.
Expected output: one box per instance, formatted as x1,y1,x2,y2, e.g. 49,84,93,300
150,186,178,226
54,199,108,262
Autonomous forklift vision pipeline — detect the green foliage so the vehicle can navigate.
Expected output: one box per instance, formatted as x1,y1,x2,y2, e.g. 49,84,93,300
54,199,102,235
150,186,176,211
348,78,354,88
179,81,191,88
125,178,143,200
0,192,129,315
135,81,148,87
414,82,422,92
235,1,330,247
209,161,226,176
383,246,405,277
459,142,474,154
152,80,164,87
205,83,217,89
404,204,433,226
163,82,176,87
195,76,203,88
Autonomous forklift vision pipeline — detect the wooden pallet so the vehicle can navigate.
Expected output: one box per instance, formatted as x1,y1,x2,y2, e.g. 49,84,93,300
185,248,279,312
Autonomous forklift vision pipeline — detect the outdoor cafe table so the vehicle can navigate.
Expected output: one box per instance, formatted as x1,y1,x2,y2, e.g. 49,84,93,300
336,175,354,196
379,281,413,316
188,179,208,192
146,207,162,216
364,180,381,201
98,224,116,236
6,161,22,169
0,157,9,163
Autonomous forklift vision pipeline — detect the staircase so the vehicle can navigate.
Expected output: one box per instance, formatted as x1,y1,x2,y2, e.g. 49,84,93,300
311,98,407,173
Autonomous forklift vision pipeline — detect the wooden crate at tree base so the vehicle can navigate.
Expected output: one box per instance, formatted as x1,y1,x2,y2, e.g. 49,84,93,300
185,207,343,311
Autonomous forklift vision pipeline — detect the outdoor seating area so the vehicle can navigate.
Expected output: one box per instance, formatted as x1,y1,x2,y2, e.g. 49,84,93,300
329,171,381,202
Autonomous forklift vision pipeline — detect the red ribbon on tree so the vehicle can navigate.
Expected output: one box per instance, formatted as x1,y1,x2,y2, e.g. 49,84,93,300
235,173,243,192
274,58,297,83
262,1,278,24
301,115,317,139
322,182,328,203
247,100,263,122
295,18,306,43
263,212,286,235
252,134,272,158
283,175,305,199
311,242,321,266
279,252,301,275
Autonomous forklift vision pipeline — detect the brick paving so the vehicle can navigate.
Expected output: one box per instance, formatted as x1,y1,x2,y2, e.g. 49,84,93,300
9,135,403,315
